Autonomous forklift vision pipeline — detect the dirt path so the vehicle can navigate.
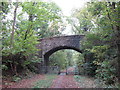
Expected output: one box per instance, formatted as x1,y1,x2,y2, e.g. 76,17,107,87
51,66,96,88
51,67,79,88
51,75,79,88
51,75,97,88
2,67,97,88
3,74,97,88
5,74,45,88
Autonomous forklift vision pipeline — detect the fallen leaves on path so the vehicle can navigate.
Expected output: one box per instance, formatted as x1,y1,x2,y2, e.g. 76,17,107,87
51,75,80,88
74,75,97,88
5,74,45,88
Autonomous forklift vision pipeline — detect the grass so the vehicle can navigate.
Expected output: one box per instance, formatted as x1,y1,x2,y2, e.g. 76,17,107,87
74,75,86,83
33,74,57,88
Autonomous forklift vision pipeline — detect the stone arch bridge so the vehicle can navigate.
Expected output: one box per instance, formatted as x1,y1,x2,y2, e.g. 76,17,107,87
37,35,85,66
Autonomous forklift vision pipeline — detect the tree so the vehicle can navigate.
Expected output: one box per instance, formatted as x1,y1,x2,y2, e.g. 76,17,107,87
19,2,64,38
10,2,18,48
49,50,67,69
70,1,120,86
49,50,75,70
2,1,64,75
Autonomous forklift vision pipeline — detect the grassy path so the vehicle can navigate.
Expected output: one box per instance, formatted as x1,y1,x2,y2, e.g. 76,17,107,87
51,75,79,88
6,74,45,88
33,74,57,88
3,74,57,88
3,74,102,88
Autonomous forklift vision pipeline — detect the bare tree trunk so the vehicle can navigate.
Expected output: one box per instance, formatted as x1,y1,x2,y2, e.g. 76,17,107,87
24,2,35,40
10,2,18,75
10,2,18,48
10,62,14,73
14,64,18,75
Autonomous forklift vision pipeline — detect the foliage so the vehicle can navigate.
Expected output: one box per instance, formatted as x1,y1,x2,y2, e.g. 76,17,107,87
2,1,64,75
72,53,84,74
1,65,8,70
95,60,116,85
49,50,67,69
82,62,97,76
23,56,42,67
49,50,76,70
71,1,120,86
12,75,21,82
19,2,64,38
74,75,98,88
73,50,96,76
91,45,108,63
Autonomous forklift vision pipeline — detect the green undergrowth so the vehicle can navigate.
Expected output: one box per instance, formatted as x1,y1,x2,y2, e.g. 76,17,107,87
74,75,97,88
33,74,57,88
94,79,120,88
74,75,86,83
74,75,119,88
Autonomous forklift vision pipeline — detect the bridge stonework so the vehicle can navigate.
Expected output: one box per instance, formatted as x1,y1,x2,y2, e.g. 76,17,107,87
37,35,84,66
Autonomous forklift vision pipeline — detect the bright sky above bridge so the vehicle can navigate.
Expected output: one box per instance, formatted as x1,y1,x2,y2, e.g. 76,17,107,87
50,0,89,34
45,0,89,16
6,0,89,35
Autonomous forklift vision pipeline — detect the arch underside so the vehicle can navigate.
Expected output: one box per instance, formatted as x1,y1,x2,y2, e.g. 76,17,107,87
44,46,82,57
44,46,82,65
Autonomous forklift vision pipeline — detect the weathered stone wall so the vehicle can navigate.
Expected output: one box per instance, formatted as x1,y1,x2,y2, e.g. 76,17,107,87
37,35,84,57
36,35,84,73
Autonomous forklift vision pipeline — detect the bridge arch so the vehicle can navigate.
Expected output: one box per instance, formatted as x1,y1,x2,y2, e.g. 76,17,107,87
37,35,85,66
